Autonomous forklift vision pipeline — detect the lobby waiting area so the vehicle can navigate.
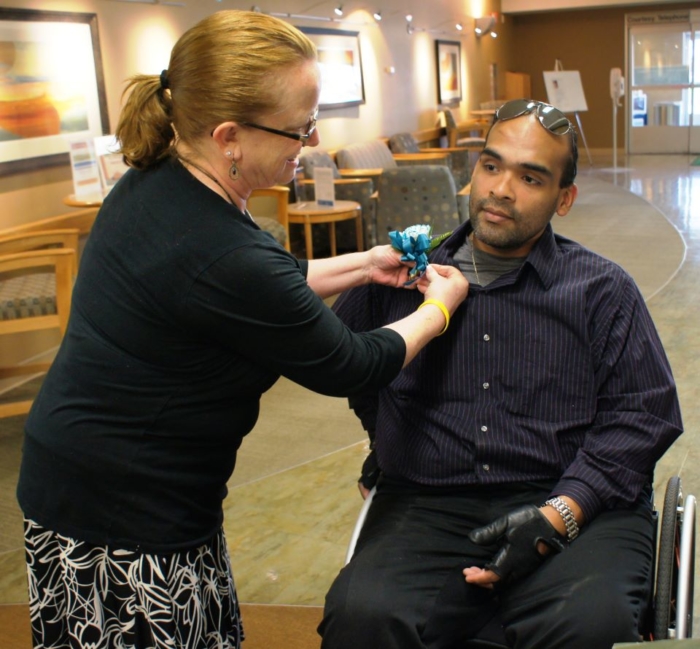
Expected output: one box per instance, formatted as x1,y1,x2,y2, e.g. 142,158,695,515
2,0,700,646
2,151,699,647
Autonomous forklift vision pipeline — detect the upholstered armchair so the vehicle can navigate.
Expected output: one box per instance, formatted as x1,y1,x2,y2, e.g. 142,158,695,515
439,108,488,150
335,140,450,176
0,230,79,417
248,186,291,251
388,132,472,190
297,150,378,249
374,165,468,243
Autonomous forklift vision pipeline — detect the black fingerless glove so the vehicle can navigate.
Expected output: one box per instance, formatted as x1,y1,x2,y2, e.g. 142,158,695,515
359,446,380,492
468,504,567,584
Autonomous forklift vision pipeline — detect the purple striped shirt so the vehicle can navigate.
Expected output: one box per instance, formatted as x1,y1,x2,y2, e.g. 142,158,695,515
333,222,682,520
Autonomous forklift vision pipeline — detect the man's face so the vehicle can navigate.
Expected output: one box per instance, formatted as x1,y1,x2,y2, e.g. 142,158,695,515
468,114,577,257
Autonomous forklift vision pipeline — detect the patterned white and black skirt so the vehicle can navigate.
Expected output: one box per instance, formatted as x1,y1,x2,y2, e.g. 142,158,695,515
24,518,243,649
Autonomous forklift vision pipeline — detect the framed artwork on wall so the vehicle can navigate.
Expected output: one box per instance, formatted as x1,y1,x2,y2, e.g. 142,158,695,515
436,39,462,106
0,8,109,176
300,27,365,110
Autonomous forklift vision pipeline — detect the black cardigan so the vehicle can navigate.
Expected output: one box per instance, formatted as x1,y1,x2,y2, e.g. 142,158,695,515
18,158,404,552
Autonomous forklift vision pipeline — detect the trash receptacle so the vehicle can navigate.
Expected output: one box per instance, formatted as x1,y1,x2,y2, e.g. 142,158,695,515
654,102,681,126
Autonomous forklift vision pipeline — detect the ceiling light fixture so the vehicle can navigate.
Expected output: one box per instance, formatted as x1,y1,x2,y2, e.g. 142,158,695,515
405,14,414,35
373,10,382,21
474,15,496,37
455,22,463,31
334,5,343,16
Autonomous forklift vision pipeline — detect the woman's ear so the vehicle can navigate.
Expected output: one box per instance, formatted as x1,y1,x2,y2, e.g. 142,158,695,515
211,123,242,160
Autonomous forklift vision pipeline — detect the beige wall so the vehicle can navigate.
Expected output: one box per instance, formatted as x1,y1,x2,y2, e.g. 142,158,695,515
508,3,693,150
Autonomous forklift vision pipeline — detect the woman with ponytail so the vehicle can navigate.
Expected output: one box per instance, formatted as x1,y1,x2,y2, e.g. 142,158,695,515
17,10,467,648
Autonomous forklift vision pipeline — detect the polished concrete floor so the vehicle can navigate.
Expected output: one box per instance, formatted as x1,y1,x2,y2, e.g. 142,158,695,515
1,153,699,640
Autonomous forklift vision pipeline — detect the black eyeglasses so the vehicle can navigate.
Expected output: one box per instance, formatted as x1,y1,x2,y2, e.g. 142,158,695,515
243,109,318,142
495,99,573,135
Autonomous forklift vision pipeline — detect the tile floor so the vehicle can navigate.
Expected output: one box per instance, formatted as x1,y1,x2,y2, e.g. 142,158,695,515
1,152,698,639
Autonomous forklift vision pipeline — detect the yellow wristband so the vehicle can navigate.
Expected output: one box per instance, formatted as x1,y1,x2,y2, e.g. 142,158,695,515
418,299,450,335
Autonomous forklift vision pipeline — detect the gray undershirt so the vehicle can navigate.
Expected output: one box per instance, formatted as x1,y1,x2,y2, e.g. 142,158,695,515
453,237,526,287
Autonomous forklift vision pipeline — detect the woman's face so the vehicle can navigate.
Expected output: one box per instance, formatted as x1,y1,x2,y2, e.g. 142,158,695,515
237,60,321,191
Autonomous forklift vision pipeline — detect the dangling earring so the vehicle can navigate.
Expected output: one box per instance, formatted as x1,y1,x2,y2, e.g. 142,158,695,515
225,151,239,181
229,159,239,181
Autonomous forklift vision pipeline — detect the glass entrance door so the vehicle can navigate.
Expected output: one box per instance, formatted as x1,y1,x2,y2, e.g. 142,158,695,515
690,25,700,153
627,19,700,154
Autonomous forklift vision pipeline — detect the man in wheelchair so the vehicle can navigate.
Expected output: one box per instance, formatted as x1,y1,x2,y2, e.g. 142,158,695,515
318,100,684,649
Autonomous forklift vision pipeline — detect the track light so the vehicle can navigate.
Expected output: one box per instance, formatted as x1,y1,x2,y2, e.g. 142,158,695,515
455,22,463,31
474,15,496,37
373,10,382,21
334,5,343,16
405,14,414,34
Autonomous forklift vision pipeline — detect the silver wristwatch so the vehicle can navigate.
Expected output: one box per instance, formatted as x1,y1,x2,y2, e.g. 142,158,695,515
544,497,580,542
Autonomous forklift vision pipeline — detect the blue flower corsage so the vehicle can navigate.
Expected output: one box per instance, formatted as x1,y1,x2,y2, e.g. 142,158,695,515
389,224,452,284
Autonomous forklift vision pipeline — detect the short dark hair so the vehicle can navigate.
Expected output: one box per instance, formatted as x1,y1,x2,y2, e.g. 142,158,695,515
560,128,578,188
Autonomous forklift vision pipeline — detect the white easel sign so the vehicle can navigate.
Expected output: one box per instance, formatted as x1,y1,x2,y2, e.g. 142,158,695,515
543,70,588,114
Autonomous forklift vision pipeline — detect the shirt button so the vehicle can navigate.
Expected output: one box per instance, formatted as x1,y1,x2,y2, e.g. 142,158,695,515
483,334,490,341
481,425,488,432
483,464,490,471
482,382,490,390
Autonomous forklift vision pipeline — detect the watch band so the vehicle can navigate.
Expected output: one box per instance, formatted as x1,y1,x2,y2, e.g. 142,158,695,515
544,497,580,542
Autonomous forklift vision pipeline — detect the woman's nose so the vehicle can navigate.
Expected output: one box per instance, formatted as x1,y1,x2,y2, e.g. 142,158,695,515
304,129,321,148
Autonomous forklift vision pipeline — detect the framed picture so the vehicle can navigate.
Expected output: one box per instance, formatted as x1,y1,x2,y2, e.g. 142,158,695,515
301,27,365,110
435,40,462,106
0,8,109,176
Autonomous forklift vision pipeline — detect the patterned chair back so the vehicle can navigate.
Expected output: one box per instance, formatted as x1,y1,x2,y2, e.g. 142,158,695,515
336,141,398,170
388,133,421,154
375,166,464,241
298,150,342,179
441,109,458,129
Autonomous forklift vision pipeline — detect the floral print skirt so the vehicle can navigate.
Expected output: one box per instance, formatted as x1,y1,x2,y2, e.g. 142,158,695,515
23,518,242,649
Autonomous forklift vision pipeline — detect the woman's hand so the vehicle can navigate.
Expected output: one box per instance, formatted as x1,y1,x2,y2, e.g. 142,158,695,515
416,264,469,316
365,245,417,288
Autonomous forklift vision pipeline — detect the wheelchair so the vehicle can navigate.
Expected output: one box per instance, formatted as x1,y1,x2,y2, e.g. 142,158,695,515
344,476,696,646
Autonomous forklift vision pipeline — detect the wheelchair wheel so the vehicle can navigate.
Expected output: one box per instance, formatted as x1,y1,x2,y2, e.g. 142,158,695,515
676,494,696,638
653,476,682,640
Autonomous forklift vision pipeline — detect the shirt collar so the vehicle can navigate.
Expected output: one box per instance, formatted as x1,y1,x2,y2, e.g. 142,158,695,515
432,220,560,290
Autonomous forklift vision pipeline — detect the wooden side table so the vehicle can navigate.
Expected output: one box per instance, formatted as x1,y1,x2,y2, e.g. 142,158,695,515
287,200,362,260
63,193,105,208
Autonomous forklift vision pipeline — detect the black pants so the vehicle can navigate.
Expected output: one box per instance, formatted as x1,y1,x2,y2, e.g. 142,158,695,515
318,478,655,649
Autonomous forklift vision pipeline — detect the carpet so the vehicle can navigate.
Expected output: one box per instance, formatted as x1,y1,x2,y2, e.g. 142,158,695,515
0,603,323,649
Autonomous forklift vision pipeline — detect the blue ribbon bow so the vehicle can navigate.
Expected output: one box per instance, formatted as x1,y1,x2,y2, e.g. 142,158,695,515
388,224,434,284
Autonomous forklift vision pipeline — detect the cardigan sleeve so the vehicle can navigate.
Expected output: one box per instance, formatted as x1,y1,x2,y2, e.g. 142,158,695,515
182,241,406,397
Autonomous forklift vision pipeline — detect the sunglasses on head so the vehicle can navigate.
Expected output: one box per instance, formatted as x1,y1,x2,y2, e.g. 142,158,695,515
495,99,573,136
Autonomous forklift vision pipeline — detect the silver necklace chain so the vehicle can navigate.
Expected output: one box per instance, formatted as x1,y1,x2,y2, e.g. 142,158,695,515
470,235,482,286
